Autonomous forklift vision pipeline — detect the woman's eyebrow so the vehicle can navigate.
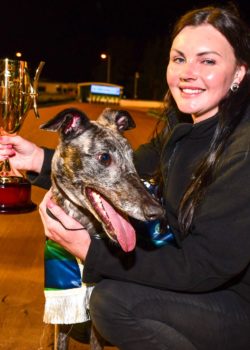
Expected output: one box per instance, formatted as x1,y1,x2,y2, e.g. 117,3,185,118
197,51,221,57
170,48,221,57
170,48,184,56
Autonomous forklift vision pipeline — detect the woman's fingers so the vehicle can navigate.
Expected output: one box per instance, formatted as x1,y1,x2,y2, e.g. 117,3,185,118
39,189,91,260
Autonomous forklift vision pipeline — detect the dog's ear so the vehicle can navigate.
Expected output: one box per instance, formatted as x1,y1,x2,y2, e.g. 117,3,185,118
40,108,91,139
98,108,136,132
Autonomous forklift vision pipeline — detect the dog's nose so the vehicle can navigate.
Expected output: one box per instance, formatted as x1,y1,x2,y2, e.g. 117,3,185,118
142,203,165,221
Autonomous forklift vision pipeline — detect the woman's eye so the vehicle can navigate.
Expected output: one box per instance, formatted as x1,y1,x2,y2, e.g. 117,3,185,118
173,56,185,63
202,59,216,65
97,152,112,166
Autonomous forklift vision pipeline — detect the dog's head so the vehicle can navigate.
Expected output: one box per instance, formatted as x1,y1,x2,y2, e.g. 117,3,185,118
41,108,164,252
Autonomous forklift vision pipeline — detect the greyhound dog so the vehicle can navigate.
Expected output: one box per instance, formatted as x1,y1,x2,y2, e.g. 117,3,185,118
40,107,164,350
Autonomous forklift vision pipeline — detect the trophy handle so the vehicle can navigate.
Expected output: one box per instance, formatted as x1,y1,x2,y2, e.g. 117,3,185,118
26,61,45,119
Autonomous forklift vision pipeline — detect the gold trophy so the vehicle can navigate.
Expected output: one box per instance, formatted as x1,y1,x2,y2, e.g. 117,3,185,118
0,58,45,213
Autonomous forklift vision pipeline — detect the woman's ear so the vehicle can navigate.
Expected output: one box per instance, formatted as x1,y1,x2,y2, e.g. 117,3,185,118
234,64,247,85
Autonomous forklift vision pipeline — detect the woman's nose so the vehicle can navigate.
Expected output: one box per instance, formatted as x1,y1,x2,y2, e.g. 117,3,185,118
179,62,198,81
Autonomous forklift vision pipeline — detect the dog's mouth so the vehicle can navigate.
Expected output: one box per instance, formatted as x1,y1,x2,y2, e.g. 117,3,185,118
85,187,136,252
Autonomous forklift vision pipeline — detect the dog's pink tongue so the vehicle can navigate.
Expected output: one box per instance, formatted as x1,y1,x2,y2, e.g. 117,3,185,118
101,197,136,252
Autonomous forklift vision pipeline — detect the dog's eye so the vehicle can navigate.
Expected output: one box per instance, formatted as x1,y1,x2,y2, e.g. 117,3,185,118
97,152,112,166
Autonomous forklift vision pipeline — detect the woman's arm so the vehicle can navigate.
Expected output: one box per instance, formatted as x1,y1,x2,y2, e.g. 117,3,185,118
27,147,54,189
0,134,54,190
0,134,44,172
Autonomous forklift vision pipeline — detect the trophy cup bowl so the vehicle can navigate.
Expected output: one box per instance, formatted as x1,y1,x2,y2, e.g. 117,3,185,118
0,58,45,214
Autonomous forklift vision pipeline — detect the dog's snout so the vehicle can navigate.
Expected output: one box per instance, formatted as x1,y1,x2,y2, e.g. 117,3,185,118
142,203,164,221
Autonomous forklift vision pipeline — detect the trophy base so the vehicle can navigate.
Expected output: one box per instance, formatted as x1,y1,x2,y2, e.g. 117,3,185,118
0,176,37,214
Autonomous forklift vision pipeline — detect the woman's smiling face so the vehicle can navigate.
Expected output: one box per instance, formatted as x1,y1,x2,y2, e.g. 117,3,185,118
166,24,246,123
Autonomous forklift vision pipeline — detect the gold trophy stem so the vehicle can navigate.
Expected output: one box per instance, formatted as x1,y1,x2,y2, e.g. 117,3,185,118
0,158,23,179
0,158,11,173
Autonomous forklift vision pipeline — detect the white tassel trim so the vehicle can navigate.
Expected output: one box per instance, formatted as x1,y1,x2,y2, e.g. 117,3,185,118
43,284,94,324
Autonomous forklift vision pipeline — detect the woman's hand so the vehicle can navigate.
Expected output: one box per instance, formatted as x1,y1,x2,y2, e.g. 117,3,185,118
39,190,91,260
0,134,44,173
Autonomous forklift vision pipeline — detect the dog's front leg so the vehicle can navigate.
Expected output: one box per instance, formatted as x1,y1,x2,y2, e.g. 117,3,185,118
55,324,70,350
90,324,106,350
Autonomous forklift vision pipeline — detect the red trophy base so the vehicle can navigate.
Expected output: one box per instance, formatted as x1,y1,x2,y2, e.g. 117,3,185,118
0,176,37,214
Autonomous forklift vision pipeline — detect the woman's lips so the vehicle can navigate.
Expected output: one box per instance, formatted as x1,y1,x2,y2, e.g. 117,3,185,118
180,87,205,95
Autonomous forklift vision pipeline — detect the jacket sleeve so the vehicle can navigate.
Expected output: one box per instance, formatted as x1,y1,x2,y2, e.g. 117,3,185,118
133,135,162,177
26,147,54,190
83,148,250,293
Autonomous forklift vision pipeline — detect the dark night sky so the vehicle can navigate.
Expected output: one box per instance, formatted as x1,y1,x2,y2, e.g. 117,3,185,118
1,0,250,97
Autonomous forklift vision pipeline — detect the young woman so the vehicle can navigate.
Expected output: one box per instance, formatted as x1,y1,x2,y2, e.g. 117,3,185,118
1,4,250,350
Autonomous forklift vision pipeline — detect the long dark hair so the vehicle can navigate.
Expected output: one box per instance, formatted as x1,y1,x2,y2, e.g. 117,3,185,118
163,5,250,236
